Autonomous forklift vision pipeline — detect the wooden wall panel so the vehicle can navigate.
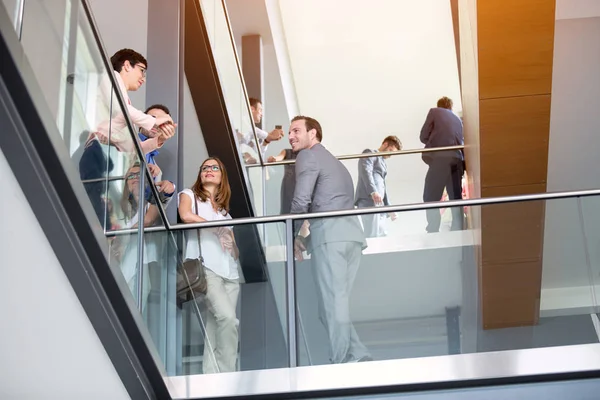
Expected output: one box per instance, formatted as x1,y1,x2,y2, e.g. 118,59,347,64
481,201,545,263
481,260,543,329
459,0,556,329
480,95,551,188
477,0,556,99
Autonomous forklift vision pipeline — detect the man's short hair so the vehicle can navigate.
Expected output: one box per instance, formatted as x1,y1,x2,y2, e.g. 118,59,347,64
292,115,323,142
249,97,261,108
437,96,453,110
382,135,402,150
145,104,170,115
111,48,148,72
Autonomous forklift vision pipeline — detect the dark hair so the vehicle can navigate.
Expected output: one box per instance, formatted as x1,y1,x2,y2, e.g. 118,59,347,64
111,48,148,72
145,104,170,115
191,157,231,213
249,97,261,108
291,115,323,142
382,135,402,150
437,96,453,110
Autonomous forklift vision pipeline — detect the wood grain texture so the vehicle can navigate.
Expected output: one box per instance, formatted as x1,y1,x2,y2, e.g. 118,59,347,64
481,260,542,329
477,0,556,99
480,95,551,188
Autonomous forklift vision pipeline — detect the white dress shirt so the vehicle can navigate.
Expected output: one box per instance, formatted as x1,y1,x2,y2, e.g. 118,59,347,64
87,71,158,154
239,126,269,158
178,189,239,280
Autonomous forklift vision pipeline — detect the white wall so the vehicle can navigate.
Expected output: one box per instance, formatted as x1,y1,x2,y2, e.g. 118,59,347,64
541,16,600,314
0,148,131,400
278,0,462,234
19,0,68,123
88,0,148,107
556,0,600,20
1,0,18,26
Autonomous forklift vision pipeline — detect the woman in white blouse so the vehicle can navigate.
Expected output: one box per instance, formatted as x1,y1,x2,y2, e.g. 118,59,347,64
178,157,240,374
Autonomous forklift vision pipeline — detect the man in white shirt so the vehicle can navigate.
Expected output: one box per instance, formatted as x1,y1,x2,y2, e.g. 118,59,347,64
237,97,284,162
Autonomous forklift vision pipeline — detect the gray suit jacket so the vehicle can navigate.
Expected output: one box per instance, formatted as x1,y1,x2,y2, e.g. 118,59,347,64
290,143,366,251
354,149,389,207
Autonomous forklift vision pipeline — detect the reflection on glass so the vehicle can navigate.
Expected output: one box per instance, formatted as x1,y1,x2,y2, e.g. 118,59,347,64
173,220,289,375
196,0,264,217
293,197,599,367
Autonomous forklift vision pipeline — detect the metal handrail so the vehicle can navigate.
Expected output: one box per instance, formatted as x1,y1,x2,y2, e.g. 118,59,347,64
212,0,265,165
247,145,465,167
104,188,600,236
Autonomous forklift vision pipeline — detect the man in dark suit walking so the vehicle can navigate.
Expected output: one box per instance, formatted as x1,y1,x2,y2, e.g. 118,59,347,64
420,96,464,233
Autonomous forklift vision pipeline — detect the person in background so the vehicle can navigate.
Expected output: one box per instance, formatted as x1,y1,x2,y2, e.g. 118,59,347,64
289,115,371,364
138,103,176,182
354,136,402,238
420,96,464,233
237,98,284,161
178,158,240,374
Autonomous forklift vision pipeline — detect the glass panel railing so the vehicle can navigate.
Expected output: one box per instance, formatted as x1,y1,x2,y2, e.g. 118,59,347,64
1,0,192,377
162,191,600,399
196,0,264,216
253,146,467,231
169,220,290,374
292,196,597,366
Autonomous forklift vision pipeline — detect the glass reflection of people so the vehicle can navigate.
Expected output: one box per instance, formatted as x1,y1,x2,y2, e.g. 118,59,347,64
420,96,464,233
236,98,284,162
178,158,240,374
354,136,402,238
110,162,175,309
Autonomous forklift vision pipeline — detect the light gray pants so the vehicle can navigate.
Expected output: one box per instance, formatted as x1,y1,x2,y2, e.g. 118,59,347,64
311,241,370,363
203,269,240,374
357,200,387,238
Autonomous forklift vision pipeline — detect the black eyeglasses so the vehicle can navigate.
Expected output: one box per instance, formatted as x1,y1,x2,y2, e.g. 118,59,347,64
201,165,221,172
135,64,147,78
126,172,140,180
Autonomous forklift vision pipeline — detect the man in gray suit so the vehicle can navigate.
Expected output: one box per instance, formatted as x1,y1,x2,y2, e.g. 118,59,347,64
355,136,402,237
420,96,464,233
289,115,371,364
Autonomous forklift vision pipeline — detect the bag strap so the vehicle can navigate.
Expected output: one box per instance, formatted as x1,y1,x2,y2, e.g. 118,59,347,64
192,194,203,260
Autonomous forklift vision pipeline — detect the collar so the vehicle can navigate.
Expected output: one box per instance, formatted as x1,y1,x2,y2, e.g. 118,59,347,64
138,132,159,158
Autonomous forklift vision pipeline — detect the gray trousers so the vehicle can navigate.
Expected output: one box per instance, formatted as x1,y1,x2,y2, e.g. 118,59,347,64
311,241,370,363
423,157,464,232
356,200,387,238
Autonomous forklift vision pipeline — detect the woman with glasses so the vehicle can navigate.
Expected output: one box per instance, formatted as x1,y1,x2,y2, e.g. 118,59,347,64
178,158,241,374
111,162,175,309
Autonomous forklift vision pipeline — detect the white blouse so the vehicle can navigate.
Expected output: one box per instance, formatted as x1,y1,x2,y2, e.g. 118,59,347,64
178,189,239,280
